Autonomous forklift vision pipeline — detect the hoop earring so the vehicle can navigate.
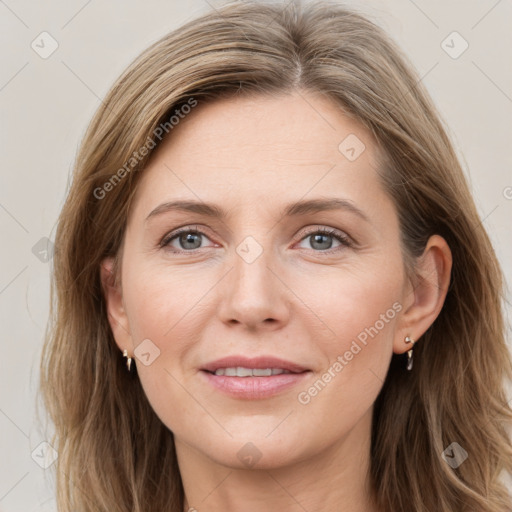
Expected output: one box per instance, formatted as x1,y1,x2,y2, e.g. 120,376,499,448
122,349,133,372
404,335,416,371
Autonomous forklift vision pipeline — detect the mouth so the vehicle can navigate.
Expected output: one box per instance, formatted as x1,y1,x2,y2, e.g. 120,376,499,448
200,356,311,399
205,367,298,377
201,355,309,375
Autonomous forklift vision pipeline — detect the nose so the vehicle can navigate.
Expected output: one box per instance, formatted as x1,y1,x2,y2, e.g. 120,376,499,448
217,244,291,331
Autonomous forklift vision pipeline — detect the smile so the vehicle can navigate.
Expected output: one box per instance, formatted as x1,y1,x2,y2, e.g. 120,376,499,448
211,367,293,376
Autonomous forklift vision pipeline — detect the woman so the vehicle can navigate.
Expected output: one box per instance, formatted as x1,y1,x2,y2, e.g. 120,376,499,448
40,1,512,511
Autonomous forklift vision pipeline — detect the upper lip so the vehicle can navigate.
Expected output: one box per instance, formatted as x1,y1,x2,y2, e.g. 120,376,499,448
201,356,310,374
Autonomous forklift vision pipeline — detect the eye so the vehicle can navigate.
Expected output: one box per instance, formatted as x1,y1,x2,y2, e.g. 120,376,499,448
296,227,353,252
160,225,353,254
160,227,215,252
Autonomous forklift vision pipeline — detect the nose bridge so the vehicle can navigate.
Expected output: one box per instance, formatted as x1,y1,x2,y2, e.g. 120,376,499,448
218,235,289,328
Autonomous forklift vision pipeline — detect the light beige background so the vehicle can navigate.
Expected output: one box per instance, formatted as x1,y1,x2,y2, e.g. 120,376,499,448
1,1,511,510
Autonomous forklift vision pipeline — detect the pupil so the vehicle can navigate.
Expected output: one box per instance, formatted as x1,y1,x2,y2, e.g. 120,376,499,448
312,234,332,250
181,233,201,249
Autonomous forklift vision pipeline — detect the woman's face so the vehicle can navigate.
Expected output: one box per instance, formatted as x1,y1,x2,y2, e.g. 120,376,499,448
106,91,417,469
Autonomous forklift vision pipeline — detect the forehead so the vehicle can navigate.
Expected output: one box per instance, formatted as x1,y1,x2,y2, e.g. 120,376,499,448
148,91,373,166
129,91,389,224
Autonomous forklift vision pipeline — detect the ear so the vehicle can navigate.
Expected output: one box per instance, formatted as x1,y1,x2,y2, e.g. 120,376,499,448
394,234,452,354
100,256,133,353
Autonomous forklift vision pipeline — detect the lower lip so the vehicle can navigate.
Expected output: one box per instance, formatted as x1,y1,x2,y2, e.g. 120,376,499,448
200,370,311,400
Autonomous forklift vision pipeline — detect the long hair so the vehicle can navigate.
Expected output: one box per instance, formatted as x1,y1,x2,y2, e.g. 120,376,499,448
40,1,512,510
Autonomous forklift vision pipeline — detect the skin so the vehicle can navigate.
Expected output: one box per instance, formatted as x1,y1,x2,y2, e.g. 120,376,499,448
102,90,452,512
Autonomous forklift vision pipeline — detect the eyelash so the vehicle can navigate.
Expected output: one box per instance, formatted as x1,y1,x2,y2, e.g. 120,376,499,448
159,225,353,254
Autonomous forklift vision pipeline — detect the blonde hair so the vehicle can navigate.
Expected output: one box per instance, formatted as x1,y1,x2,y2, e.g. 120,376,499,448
40,1,512,510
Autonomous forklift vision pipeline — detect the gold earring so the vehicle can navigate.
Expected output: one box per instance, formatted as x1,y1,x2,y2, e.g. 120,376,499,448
404,335,416,371
123,349,132,372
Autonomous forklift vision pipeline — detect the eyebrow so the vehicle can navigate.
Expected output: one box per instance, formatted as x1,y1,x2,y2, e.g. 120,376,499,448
145,198,370,223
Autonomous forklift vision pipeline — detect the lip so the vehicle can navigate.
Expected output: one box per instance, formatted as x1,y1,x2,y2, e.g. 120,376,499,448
200,355,311,400
200,371,310,400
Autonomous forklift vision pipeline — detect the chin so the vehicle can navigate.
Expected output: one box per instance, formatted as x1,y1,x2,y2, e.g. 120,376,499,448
196,434,310,471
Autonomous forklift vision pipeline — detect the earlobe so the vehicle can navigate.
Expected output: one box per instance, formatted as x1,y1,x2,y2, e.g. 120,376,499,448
100,257,132,351
394,234,452,354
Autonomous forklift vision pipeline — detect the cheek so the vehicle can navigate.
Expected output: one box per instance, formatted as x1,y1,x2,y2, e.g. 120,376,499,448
295,260,402,353
121,263,215,427
293,262,402,412
123,262,211,342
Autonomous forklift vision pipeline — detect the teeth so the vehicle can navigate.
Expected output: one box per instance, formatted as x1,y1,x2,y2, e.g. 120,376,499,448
253,368,272,376
237,367,253,377
213,367,292,377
